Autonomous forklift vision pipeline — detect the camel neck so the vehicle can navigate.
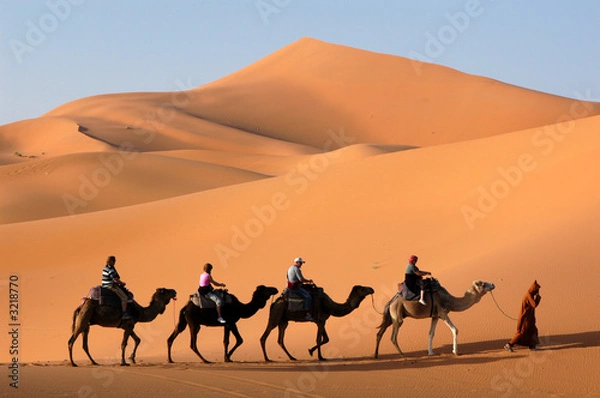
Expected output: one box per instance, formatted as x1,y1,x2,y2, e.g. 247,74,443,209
327,294,363,317
137,299,167,322
446,289,483,312
238,294,267,319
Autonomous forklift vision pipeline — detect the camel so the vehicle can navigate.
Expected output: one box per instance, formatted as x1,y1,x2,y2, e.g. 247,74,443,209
68,287,177,366
260,285,375,361
374,280,495,358
167,285,279,363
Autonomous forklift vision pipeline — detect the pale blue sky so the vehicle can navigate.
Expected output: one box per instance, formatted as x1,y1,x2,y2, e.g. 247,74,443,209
1,1,599,126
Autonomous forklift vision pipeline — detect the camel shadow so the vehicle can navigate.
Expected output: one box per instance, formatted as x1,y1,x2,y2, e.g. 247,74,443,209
197,353,513,373
201,330,599,373
437,330,599,354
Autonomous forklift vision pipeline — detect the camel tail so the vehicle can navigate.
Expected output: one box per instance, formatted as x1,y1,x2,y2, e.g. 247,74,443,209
377,300,393,330
72,306,83,332
174,306,188,333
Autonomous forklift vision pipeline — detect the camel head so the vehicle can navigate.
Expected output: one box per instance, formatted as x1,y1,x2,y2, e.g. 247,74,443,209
471,280,495,297
349,285,375,305
255,285,279,298
253,285,279,307
152,288,178,313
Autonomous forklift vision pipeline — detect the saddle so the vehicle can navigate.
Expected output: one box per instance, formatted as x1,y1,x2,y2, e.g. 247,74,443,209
282,284,323,312
84,285,134,308
190,289,233,308
398,278,441,301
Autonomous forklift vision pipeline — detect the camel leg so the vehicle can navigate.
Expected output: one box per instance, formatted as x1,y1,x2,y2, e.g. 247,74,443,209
120,329,132,366
81,327,99,366
308,326,325,357
374,312,393,359
225,323,244,362
68,332,79,367
129,331,141,364
223,326,231,362
69,306,97,366
390,318,405,357
276,321,296,361
440,313,459,355
167,328,181,363
189,322,210,364
68,308,82,367
167,307,188,363
68,330,87,367
427,317,439,356
260,321,279,362
309,323,329,361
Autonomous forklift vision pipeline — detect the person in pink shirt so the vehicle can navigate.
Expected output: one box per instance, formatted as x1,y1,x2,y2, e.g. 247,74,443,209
198,263,227,323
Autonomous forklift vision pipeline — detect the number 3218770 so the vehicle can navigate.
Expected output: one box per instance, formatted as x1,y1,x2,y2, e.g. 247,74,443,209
9,275,19,322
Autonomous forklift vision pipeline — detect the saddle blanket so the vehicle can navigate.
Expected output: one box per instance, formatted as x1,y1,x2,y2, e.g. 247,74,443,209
85,285,134,308
190,289,232,308
283,288,310,312
398,282,420,301
398,278,442,302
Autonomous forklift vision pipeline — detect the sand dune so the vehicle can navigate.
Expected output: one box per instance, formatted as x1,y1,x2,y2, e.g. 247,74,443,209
0,117,112,165
188,38,600,147
0,38,598,396
0,151,271,224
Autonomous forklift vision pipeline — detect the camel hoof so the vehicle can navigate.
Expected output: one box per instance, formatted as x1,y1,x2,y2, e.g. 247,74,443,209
427,352,436,356
120,362,130,366
318,357,327,362
225,358,232,363
91,361,99,366
71,363,78,367
452,351,459,356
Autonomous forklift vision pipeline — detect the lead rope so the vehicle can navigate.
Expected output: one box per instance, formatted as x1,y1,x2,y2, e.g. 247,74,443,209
490,290,518,321
172,298,177,327
371,294,383,315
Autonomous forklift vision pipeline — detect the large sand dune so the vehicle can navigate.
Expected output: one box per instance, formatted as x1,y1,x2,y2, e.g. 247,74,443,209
1,38,598,397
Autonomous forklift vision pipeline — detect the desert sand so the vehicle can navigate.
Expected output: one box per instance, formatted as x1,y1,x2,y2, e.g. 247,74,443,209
1,38,599,397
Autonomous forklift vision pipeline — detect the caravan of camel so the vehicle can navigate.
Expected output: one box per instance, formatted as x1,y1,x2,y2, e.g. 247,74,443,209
68,259,495,367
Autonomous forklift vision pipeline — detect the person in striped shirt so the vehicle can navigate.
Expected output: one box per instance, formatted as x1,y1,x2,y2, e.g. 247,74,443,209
102,256,132,319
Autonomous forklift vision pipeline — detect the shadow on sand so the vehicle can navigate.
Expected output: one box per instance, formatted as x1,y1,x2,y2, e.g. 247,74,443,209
55,331,598,371
129,330,598,373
